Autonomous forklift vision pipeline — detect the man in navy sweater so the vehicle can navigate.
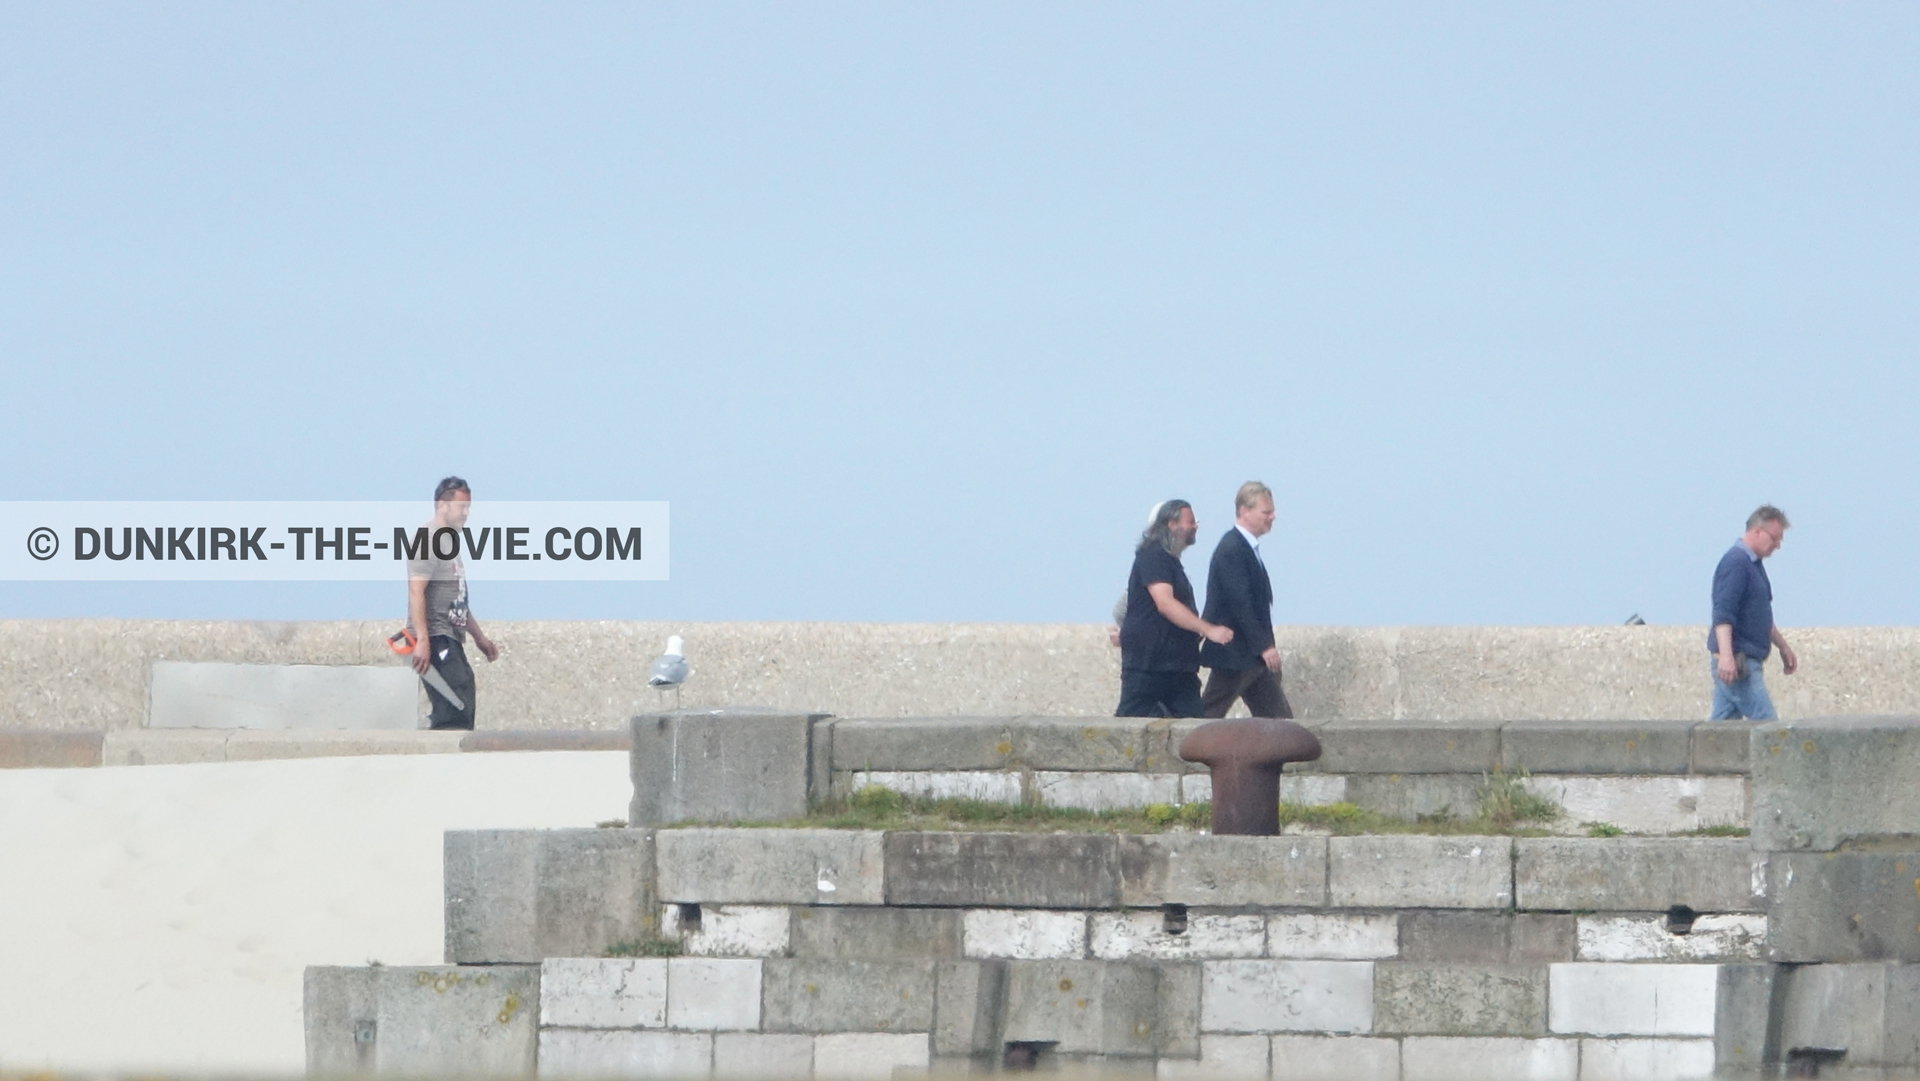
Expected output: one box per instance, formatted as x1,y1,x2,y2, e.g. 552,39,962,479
1709,505,1798,720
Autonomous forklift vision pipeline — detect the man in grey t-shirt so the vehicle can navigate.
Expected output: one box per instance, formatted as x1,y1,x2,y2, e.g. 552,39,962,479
407,476,500,729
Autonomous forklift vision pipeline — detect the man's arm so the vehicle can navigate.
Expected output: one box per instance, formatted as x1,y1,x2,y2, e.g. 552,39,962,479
407,576,433,674
467,616,499,663
1147,582,1233,645
1770,625,1797,676
1710,555,1744,684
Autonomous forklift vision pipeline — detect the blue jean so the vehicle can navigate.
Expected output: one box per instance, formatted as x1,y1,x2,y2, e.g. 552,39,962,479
1709,654,1775,720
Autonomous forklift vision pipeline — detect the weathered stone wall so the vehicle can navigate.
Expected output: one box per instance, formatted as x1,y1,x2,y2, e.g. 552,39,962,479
6,619,1920,730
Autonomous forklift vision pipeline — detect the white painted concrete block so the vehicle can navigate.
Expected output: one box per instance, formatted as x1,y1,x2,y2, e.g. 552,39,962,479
149,661,420,730
714,1032,813,1079
1548,964,1718,1036
852,771,1023,803
1035,770,1180,810
1401,1037,1577,1081
811,1032,930,1080
1201,960,1375,1034
963,909,1087,959
1528,776,1747,835
537,1029,711,1078
667,958,763,1031
540,958,667,1029
1577,1038,1716,1081
1157,1034,1272,1079
1270,1035,1401,1081
1179,774,1349,806
1268,914,1399,960
1576,915,1765,962
1091,911,1265,961
661,904,792,957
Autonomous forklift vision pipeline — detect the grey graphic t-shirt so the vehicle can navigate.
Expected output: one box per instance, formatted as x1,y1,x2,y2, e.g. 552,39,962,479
408,546,469,643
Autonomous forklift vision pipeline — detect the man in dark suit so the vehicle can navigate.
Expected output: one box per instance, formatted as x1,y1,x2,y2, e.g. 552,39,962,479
1198,481,1293,719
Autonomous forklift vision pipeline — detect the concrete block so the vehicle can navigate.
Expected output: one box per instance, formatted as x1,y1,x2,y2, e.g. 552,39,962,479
810,720,836,813
1399,913,1572,964
762,959,936,1033
540,957,666,1029
1714,964,1776,1071
102,728,234,764
1373,964,1547,1037
1330,836,1512,909
1092,912,1265,961
933,960,1006,1056
1315,721,1502,774
661,903,791,957
1268,914,1399,960
1178,773,1352,806
885,832,1121,908
1775,962,1920,1068
1767,849,1920,962
964,909,1088,959
1344,774,1482,820
1155,1035,1269,1079
1158,961,1202,1057
306,965,379,1074
714,1032,813,1079
446,828,658,963
0,729,103,768
630,709,826,826
1036,770,1179,810
1575,915,1765,962
830,717,1015,772
1120,834,1327,908
1527,776,1747,835
1003,960,1161,1056
1400,1036,1577,1081
460,730,630,752
150,661,419,729
537,1030,711,1078
1546,964,1718,1037
811,1032,931,1080
306,965,539,1076
1269,1035,1401,1081
792,906,964,961
1014,717,1154,771
666,957,762,1031
1689,722,1753,774
846,770,1023,803
1751,716,1920,851
224,728,468,760
1576,1038,1715,1081
658,828,884,905
1200,960,1375,1034
1514,839,1762,914
1499,722,1692,774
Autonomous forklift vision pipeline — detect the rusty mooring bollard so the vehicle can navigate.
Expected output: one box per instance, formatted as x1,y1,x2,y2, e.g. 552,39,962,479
1178,718,1322,835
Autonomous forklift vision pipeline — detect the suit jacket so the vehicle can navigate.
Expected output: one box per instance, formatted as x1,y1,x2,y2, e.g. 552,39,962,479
1198,527,1275,672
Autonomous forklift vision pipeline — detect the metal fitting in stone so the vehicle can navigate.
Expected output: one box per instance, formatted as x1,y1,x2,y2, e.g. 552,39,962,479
1177,718,1323,835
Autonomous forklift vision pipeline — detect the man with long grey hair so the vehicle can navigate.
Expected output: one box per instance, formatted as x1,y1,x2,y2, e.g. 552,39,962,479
1116,500,1234,718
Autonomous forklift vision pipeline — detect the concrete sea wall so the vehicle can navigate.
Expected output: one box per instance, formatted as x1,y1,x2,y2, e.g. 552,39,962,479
7,619,1920,729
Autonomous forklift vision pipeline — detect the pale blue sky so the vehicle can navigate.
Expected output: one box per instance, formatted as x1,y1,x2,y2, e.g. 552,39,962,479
3,3,1916,627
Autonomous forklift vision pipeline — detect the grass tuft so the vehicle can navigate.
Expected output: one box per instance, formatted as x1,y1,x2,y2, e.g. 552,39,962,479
606,937,682,958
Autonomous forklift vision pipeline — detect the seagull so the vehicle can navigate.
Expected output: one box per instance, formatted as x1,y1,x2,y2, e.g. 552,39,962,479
648,635,691,709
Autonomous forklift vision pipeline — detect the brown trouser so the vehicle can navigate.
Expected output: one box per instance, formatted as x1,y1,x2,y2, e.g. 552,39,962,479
1201,665,1294,719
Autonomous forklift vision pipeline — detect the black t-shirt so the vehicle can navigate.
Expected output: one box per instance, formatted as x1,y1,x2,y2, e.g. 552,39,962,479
1120,543,1201,673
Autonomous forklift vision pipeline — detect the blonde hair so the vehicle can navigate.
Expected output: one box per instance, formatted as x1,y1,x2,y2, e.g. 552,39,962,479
1235,481,1273,511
